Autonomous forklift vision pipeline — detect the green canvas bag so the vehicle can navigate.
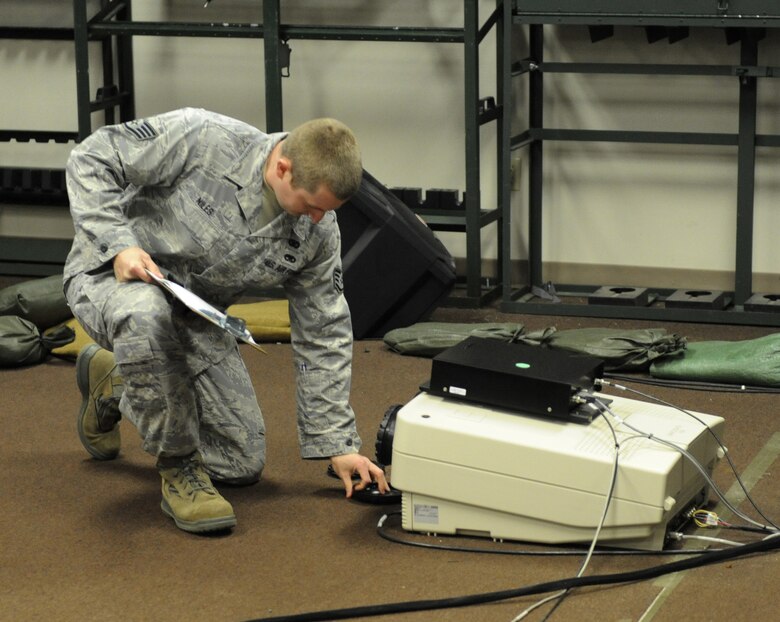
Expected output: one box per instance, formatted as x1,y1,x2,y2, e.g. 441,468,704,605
383,322,527,357
545,327,687,371
0,274,72,329
383,322,684,373
0,315,75,367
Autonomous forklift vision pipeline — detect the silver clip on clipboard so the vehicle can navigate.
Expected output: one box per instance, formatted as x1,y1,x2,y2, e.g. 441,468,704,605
145,269,267,354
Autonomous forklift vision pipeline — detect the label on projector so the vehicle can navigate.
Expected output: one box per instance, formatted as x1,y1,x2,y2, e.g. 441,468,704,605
414,504,439,524
448,386,467,397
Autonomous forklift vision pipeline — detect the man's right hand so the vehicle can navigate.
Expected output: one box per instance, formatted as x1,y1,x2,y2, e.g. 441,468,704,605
113,246,163,283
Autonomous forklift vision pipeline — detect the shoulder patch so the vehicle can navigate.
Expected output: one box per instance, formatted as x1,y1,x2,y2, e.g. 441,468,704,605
333,267,344,293
123,119,158,141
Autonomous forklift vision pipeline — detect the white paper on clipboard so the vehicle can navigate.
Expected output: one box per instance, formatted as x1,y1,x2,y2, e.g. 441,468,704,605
145,269,267,354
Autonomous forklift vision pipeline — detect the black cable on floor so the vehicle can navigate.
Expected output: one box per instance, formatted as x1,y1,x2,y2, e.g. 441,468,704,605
242,534,780,622
376,511,714,557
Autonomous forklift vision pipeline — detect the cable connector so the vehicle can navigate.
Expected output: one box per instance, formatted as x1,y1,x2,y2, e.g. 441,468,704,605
572,392,597,406
574,392,610,416
573,390,599,406
598,378,627,391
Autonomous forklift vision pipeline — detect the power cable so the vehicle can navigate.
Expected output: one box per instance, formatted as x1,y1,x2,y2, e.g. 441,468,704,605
242,381,779,622
242,534,780,622
376,512,720,557
509,407,620,621
603,372,780,394
599,379,780,531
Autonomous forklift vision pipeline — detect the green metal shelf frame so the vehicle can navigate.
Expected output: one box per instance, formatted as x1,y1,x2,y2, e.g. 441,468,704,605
0,1,136,274
1,0,511,309
88,0,509,307
502,3,780,326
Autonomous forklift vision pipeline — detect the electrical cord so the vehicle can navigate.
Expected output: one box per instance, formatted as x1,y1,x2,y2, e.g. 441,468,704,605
603,372,780,394
668,532,743,547
593,395,776,534
691,509,773,534
242,384,779,622
581,390,757,531
598,379,780,532
509,407,620,622
242,533,780,622
376,512,721,557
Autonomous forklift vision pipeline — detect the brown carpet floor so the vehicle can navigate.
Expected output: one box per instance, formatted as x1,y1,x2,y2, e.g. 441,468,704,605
2,302,779,622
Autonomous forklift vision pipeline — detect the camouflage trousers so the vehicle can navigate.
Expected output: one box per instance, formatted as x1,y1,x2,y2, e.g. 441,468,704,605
65,269,266,484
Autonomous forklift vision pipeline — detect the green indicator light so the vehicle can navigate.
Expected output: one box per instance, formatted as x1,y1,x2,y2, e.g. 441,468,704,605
515,362,531,369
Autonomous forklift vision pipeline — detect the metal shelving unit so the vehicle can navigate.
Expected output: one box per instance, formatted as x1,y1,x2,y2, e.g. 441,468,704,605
502,1,780,326
0,0,134,275
1,0,510,308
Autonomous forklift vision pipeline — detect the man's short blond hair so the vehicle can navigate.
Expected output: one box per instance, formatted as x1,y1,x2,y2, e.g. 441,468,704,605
281,118,363,201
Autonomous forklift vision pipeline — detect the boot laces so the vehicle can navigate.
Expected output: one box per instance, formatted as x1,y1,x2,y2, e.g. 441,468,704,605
179,462,216,496
95,396,121,431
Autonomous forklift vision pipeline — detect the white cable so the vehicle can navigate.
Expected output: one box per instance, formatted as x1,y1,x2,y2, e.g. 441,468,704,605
509,387,776,622
510,590,567,622
674,534,743,547
594,394,779,533
598,378,780,531
509,404,620,622
624,424,771,531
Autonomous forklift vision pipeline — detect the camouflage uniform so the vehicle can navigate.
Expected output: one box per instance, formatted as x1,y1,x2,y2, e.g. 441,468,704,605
64,108,361,483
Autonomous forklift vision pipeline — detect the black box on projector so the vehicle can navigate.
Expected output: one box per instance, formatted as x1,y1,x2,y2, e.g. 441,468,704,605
424,337,605,423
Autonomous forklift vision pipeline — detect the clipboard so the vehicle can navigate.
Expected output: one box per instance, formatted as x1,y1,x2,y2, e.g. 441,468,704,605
146,269,267,354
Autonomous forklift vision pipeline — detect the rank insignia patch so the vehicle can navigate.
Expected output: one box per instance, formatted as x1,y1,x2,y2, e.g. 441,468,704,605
123,120,158,141
333,267,344,293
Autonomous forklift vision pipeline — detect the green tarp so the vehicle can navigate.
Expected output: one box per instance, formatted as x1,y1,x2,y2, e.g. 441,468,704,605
650,333,780,387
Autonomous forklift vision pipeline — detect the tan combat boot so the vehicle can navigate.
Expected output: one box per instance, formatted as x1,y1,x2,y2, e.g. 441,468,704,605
76,344,122,460
159,453,237,533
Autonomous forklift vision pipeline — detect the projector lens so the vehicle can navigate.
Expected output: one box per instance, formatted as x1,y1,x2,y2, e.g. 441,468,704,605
375,404,402,466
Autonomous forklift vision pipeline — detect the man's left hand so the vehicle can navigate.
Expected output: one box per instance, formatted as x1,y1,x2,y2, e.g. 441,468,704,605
330,453,390,498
